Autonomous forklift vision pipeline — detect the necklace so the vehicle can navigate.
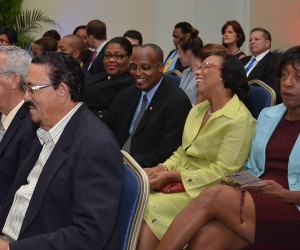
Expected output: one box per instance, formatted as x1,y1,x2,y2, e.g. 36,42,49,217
208,108,213,116
232,49,241,55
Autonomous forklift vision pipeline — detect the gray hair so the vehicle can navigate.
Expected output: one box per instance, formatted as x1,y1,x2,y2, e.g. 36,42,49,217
0,46,31,86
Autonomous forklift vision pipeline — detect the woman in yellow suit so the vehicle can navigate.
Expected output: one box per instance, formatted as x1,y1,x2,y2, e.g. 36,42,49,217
137,51,256,249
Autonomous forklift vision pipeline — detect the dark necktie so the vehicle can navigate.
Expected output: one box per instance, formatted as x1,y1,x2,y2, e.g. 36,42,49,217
90,51,97,65
122,94,148,153
245,58,257,73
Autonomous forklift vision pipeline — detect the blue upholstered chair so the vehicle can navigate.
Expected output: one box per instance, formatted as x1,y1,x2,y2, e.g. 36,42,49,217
117,150,149,250
248,79,276,119
164,69,182,86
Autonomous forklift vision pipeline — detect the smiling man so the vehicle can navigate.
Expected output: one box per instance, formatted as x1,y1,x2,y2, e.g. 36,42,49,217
0,52,124,250
100,44,192,167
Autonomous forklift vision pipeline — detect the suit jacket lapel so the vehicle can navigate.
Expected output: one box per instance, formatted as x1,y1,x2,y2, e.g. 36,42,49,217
19,105,86,235
0,138,42,226
0,103,29,154
248,52,271,78
134,78,167,134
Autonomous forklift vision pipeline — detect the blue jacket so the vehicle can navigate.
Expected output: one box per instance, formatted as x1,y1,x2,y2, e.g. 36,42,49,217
245,104,300,210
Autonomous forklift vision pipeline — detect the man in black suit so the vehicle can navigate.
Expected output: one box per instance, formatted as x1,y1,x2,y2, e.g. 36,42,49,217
0,52,124,250
163,22,193,73
101,44,192,167
241,27,281,101
0,46,37,208
82,19,107,75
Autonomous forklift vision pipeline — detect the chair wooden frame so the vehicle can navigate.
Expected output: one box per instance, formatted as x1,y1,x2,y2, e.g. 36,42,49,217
117,150,149,250
164,69,183,77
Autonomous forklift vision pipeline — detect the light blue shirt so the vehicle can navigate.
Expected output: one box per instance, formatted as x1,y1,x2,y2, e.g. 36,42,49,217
245,104,300,210
129,77,163,133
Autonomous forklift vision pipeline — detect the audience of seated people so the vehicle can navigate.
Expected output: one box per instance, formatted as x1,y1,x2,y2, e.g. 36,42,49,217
123,29,143,47
136,51,256,249
241,27,282,102
0,52,124,250
73,25,93,65
31,37,58,57
100,44,192,168
0,46,37,209
222,20,247,59
82,19,108,75
156,45,300,250
0,27,18,46
57,34,85,64
85,37,135,114
177,28,203,105
0,18,297,249
163,21,193,73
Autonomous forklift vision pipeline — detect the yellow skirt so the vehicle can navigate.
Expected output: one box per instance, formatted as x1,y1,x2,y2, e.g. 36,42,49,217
144,190,193,240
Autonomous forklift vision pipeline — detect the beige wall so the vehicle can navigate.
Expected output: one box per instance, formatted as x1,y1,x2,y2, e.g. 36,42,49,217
23,0,300,57
23,0,249,57
250,0,300,52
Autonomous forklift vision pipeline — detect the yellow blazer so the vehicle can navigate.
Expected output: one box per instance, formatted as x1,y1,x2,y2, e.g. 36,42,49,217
164,94,256,198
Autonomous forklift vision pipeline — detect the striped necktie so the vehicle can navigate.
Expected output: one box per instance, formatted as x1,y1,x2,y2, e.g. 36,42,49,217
122,94,148,153
0,121,6,142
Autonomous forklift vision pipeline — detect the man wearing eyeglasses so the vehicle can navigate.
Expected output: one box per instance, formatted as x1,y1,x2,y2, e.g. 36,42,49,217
101,44,192,167
0,52,124,250
0,46,37,209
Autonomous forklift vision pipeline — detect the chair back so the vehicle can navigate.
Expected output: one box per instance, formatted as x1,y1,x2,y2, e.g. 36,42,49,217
117,150,149,250
165,69,183,77
248,79,276,119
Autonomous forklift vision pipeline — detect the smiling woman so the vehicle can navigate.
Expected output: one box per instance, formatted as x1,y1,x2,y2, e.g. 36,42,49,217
137,52,256,250
156,46,300,250
84,36,135,115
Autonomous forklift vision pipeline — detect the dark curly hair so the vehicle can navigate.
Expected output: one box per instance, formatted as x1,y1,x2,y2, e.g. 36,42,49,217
31,52,85,102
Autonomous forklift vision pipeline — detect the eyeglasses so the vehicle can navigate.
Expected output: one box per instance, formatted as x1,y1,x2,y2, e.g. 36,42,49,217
128,62,161,72
197,62,222,71
0,39,10,45
103,54,129,61
23,83,53,94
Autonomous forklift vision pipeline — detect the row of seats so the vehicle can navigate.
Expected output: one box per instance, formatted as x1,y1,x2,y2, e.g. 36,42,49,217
119,79,276,249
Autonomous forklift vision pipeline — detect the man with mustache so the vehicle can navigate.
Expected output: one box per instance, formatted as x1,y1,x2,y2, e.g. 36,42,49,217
0,52,124,250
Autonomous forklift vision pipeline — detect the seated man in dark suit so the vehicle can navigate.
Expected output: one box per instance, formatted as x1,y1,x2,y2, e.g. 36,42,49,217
0,46,37,208
101,44,192,167
241,27,281,102
57,34,85,65
0,52,124,250
163,22,193,73
82,19,108,75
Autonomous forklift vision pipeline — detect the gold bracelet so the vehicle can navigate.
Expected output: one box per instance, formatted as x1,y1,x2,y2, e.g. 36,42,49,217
158,163,168,171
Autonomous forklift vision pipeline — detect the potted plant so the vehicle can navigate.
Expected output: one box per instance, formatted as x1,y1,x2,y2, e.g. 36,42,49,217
0,0,59,49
